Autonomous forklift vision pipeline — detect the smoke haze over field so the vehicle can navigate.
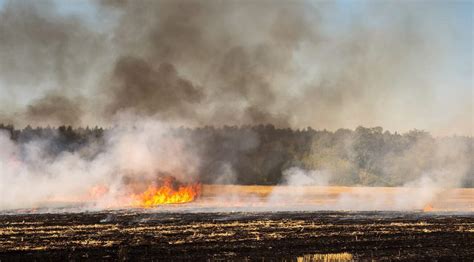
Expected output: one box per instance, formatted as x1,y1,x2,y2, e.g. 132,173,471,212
0,121,472,211
0,116,202,210
0,0,471,135
0,0,472,211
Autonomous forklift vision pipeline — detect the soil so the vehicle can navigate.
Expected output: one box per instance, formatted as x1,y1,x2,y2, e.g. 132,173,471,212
0,211,473,261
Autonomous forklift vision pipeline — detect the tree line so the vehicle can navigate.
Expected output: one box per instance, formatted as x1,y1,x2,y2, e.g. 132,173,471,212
1,124,472,187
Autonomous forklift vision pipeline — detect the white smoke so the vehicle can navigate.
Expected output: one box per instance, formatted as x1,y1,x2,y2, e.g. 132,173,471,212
0,115,200,210
0,117,471,212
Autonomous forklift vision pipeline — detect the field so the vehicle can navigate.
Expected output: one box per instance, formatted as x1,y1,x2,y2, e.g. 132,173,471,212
199,185,474,212
1,186,473,261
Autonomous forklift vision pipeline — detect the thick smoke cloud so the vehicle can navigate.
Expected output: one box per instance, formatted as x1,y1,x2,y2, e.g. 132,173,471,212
99,0,311,126
25,93,84,126
0,0,469,135
0,0,105,103
106,57,203,119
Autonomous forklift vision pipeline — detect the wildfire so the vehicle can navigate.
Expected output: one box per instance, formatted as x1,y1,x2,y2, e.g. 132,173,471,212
131,178,201,208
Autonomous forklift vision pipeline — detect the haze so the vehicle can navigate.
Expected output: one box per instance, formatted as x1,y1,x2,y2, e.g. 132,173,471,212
0,0,471,136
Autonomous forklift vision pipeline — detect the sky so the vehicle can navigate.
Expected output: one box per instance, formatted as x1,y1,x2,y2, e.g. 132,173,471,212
0,0,472,136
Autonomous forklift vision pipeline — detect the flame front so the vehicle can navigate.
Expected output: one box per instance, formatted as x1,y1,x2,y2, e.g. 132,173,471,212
131,180,201,208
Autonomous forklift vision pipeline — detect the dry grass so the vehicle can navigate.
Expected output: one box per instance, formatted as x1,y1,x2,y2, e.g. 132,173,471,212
296,252,353,262
200,185,474,211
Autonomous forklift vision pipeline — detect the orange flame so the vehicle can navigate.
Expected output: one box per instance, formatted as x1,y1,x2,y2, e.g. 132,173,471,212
423,203,434,212
131,179,201,208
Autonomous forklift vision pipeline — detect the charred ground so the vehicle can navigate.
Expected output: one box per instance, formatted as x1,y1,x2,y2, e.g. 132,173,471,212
0,211,473,261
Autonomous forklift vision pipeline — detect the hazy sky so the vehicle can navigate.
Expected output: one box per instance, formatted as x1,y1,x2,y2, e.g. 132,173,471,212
0,0,472,136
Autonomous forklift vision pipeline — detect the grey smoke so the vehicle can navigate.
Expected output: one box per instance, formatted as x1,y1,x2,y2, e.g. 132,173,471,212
0,0,471,212
106,56,203,119
0,0,469,135
25,93,84,126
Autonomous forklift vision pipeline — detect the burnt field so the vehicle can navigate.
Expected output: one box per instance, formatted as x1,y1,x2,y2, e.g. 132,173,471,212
1,211,473,261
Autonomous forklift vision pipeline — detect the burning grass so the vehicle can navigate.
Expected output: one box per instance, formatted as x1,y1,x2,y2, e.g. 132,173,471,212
130,178,201,208
8,185,474,213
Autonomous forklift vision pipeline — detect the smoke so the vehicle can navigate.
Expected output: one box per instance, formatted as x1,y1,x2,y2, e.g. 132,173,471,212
0,120,471,211
0,0,471,211
0,0,470,135
96,0,312,126
0,0,107,114
25,93,84,126
212,163,237,185
105,56,203,120
0,115,201,210
281,167,330,186
267,167,330,205
264,134,472,211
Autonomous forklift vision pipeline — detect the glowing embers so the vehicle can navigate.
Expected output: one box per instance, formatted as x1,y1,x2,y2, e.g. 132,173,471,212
131,177,201,208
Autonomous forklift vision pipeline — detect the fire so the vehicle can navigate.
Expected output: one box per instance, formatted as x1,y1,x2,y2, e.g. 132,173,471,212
423,203,434,212
131,178,201,208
